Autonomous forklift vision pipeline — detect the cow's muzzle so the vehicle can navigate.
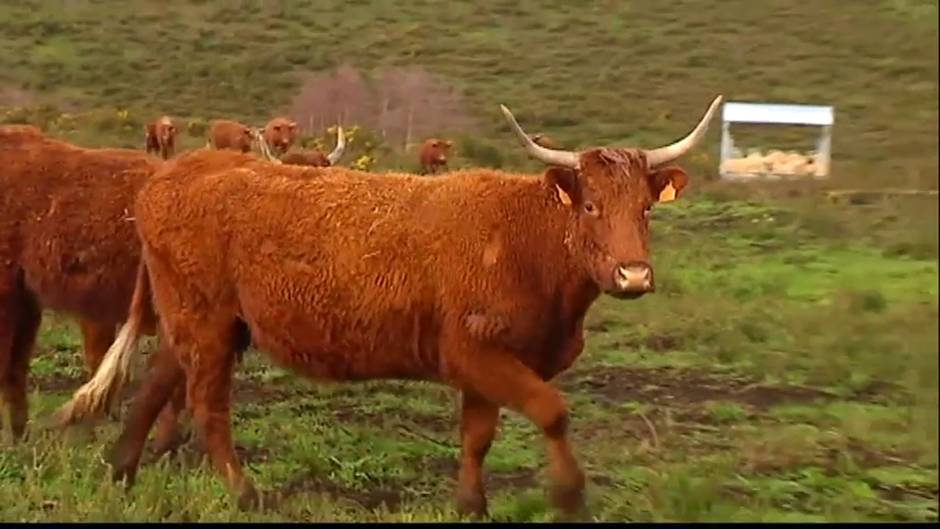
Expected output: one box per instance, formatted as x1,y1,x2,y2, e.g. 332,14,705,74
612,261,654,298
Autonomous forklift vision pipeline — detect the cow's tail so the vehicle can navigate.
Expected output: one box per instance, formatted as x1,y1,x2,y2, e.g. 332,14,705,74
53,260,152,427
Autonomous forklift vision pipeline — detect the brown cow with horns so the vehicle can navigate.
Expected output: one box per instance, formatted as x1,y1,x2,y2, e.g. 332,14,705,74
58,95,724,518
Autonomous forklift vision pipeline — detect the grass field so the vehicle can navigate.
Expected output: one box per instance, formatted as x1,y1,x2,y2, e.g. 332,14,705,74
0,0,937,523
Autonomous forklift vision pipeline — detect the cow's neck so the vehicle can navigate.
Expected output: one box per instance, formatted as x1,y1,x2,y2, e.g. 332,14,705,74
530,188,602,378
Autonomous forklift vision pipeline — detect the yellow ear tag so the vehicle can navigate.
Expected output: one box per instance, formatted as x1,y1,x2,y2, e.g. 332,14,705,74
556,185,573,206
658,182,677,203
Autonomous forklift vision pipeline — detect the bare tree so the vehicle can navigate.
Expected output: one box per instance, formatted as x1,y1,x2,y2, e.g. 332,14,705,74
287,64,475,150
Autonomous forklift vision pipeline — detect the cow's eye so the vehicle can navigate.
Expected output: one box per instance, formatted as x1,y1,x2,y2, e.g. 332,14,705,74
583,201,598,216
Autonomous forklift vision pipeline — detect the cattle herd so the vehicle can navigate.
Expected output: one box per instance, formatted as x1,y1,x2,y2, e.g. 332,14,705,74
0,93,723,518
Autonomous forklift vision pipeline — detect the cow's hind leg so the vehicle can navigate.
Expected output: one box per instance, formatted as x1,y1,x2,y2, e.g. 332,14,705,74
178,316,257,509
152,318,249,458
453,346,586,518
0,274,41,442
0,272,16,439
150,379,188,456
456,389,500,518
110,340,184,485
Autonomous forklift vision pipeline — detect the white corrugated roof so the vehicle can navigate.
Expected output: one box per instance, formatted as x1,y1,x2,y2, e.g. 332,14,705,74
722,101,834,126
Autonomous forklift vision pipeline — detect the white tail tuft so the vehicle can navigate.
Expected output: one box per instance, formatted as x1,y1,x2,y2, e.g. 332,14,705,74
53,318,142,427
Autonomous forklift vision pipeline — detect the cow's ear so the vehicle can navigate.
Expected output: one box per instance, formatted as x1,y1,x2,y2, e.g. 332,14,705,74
648,165,689,203
544,167,580,207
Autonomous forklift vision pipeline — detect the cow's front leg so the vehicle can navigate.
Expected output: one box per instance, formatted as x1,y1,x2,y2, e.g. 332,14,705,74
456,389,500,518
451,345,586,518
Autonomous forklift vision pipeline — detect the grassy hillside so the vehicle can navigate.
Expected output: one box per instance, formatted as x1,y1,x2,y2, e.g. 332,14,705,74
0,0,937,523
0,0,937,182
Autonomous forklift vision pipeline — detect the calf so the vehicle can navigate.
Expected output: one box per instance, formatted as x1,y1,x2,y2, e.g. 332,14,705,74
144,115,179,160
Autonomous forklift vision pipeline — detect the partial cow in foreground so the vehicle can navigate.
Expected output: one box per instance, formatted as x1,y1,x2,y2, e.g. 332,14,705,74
58,95,723,518
144,115,179,160
0,126,260,449
0,126,168,442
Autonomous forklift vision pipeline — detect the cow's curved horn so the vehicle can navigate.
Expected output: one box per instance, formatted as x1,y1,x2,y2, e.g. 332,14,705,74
644,95,724,167
499,104,579,169
326,126,346,165
253,128,282,164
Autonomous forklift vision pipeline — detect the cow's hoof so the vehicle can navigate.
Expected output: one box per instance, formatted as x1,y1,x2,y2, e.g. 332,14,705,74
455,487,488,519
549,469,586,518
236,484,262,512
110,461,137,488
109,442,140,487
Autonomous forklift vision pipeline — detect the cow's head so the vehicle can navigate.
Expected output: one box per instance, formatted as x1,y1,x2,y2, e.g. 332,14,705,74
422,138,454,164
156,116,178,144
501,95,722,300
263,117,298,155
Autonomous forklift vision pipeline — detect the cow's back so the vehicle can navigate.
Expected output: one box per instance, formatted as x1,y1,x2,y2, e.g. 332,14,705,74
135,155,572,381
0,134,161,322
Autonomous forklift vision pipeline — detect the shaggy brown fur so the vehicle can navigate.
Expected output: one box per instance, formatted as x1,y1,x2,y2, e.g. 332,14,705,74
144,116,179,160
418,138,453,175
0,127,162,440
0,129,256,447
280,149,332,167
207,119,254,153
80,143,692,517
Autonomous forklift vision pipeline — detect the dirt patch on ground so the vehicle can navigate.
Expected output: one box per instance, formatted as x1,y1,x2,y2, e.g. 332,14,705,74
560,366,835,411
0,84,35,107
332,405,455,435
142,438,273,470
32,373,82,393
614,333,685,352
424,456,540,491
233,377,300,404
276,471,403,512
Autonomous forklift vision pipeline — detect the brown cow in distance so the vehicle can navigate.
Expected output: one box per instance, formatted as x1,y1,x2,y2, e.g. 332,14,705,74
144,115,179,160
206,119,254,153
418,137,453,175
207,118,283,163
530,132,563,150
280,126,346,167
60,95,724,518
261,116,298,156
